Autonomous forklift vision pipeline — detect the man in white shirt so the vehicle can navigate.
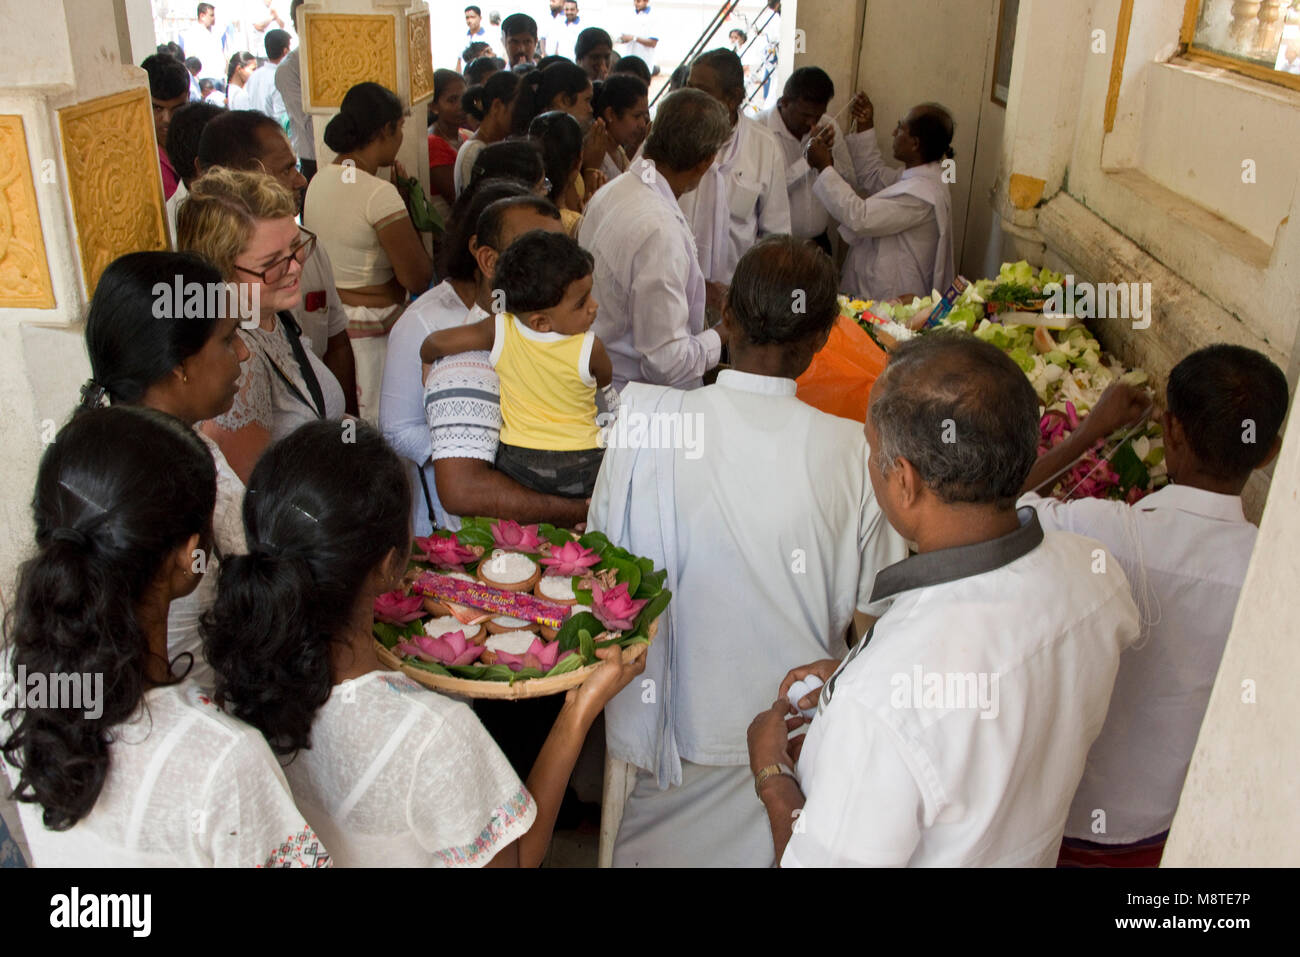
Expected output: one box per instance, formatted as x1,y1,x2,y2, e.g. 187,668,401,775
678,48,791,286
760,67,862,249
1017,345,1289,866
808,95,955,302
547,0,583,61
275,0,315,181
579,89,733,391
502,12,541,67
245,29,292,120
181,3,228,82
749,333,1141,867
594,236,907,867
197,109,359,415
244,0,291,54
618,0,659,69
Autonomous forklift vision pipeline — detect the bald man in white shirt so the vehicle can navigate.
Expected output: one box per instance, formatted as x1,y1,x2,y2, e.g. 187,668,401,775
678,48,791,286
579,89,733,391
749,334,1141,867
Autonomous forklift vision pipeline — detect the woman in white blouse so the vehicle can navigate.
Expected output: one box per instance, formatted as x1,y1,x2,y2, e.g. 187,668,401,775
1,406,328,867
225,52,257,112
204,419,644,867
80,250,251,690
179,166,347,485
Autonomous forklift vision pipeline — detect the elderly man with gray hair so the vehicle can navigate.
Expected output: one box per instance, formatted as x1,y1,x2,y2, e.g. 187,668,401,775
578,88,732,391
747,333,1142,867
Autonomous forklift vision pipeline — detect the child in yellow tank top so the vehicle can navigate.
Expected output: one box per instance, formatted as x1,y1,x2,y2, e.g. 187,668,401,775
420,230,612,497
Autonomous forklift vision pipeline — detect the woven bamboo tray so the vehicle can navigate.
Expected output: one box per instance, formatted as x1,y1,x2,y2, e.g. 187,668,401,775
375,618,656,699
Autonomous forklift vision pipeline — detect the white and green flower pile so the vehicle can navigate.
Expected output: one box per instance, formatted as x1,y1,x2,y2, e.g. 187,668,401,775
841,262,1168,502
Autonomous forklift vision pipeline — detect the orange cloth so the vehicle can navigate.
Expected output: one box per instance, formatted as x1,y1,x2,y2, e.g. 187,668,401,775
794,314,889,423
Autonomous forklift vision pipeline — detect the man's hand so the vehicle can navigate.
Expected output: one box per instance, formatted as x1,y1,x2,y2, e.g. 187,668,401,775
747,698,801,774
566,644,646,722
849,92,873,133
806,134,833,172
777,658,839,711
1084,381,1152,440
618,33,634,43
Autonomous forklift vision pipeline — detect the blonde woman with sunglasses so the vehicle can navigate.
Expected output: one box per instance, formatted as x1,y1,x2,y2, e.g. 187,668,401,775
179,167,348,484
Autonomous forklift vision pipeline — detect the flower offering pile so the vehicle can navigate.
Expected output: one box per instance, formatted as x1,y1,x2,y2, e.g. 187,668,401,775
838,261,1167,503
373,518,670,694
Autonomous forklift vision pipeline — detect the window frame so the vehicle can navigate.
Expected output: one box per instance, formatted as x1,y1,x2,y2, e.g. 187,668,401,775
1180,0,1300,93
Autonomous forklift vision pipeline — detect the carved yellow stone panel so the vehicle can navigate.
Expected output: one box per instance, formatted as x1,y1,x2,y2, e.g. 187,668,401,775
0,115,55,309
58,88,168,296
408,11,434,104
305,14,398,108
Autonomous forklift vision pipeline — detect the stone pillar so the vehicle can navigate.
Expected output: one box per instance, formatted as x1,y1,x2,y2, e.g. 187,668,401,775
296,0,432,205
0,0,168,584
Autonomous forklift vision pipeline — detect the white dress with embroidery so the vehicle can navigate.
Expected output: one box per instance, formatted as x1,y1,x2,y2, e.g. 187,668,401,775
281,671,535,867
2,680,329,867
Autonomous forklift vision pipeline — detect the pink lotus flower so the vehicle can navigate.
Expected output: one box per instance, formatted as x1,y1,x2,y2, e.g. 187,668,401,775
491,520,543,551
416,534,482,569
495,637,576,673
540,541,601,577
591,582,648,632
374,589,425,625
396,631,483,667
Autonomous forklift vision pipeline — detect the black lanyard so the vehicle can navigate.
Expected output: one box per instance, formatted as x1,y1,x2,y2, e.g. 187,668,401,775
269,311,326,419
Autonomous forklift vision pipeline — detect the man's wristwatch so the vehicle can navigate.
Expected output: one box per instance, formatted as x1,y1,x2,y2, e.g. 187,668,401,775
753,763,796,798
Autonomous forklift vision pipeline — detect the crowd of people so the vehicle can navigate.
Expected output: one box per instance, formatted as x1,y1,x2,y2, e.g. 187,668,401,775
0,0,1291,869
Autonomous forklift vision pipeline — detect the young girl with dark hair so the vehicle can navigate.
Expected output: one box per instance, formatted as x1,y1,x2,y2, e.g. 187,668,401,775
466,139,547,195
225,51,258,111
428,69,467,211
81,250,249,690
510,60,592,137
305,82,433,422
455,70,523,196
527,111,587,236
592,73,649,179
1,406,328,867
204,419,642,866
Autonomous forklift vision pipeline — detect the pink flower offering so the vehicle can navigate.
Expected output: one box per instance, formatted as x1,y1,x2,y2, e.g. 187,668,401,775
395,631,484,667
416,534,481,569
491,520,543,552
374,589,425,625
495,637,575,673
591,582,648,632
540,541,600,577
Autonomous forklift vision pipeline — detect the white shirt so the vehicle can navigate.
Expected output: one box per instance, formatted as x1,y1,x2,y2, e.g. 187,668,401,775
783,512,1141,867
282,672,535,867
547,15,583,61
3,680,328,867
227,82,252,112
181,24,227,81
274,48,315,161
678,115,791,283
580,160,720,390
380,280,488,537
303,165,408,288
293,244,349,360
165,179,188,249
592,371,907,783
166,432,247,691
621,7,659,62
244,59,285,119
213,314,347,439
244,0,292,54
453,137,487,197
812,129,954,301
1021,485,1258,844
760,107,854,240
